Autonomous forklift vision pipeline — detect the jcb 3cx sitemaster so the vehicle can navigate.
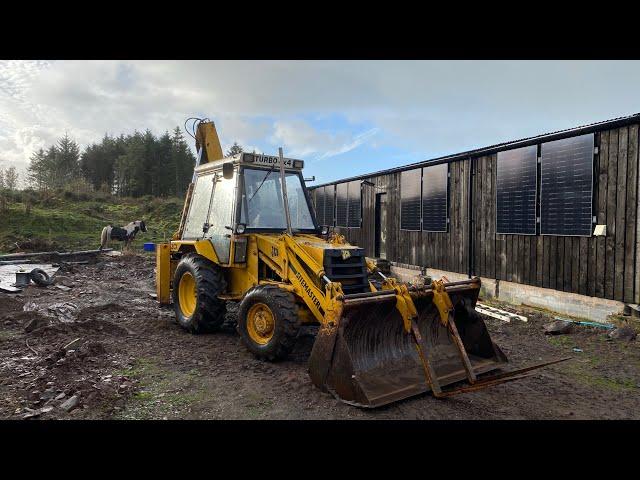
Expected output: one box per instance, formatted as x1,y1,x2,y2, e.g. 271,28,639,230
155,118,566,407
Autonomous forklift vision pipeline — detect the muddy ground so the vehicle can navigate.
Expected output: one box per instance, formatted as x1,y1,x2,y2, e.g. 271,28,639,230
1,253,639,420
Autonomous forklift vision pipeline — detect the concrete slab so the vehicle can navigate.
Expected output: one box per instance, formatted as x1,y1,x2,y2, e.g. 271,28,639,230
389,263,424,284
479,277,497,299
498,280,624,323
387,264,624,324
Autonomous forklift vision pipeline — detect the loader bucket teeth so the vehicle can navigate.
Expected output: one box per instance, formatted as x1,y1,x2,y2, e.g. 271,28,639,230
308,280,509,408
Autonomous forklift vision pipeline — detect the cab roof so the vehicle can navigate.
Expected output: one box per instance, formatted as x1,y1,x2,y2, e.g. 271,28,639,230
195,152,305,174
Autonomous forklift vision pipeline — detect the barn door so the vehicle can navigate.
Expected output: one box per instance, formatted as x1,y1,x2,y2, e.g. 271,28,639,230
375,192,387,259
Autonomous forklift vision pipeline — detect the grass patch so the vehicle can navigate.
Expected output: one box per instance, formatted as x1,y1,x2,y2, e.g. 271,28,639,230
564,361,637,392
0,330,16,342
547,335,575,348
0,193,182,253
608,315,640,332
114,357,156,379
113,357,209,420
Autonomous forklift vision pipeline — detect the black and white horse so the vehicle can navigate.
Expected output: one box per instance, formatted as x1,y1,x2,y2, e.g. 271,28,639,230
100,220,147,251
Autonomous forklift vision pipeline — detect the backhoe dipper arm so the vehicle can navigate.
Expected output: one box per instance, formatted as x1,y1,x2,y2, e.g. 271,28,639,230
194,121,224,164
175,120,225,239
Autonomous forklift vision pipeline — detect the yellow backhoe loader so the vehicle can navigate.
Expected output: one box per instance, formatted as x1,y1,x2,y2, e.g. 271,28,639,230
155,118,567,407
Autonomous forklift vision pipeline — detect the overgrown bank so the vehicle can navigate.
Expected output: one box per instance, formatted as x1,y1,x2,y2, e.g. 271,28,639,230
0,190,183,254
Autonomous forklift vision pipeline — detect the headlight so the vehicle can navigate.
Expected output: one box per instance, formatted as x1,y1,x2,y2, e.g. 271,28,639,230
236,223,246,234
321,225,329,235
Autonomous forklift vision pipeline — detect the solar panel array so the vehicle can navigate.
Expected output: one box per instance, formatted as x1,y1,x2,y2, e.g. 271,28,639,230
400,169,421,230
422,163,448,232
540,134,594,236
318,132,595,238
496,145,538,234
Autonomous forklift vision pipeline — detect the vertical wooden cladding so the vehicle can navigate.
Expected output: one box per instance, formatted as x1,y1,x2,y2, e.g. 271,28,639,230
365,160,470,273
392,159,470,273
474,154,498,281
316,161,471,275
328,177,375,256
310,123,640,304
470,125,639,303
591,125,639,303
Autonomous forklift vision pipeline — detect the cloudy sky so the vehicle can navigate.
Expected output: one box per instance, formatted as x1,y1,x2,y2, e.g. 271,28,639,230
2,60,640,187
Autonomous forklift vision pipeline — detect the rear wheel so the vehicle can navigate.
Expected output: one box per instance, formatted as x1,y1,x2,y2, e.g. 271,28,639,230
238,285,300,360
172,253,227,333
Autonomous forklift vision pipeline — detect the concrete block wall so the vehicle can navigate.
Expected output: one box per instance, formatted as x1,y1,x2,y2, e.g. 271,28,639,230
389,263,424,284
497,280,624,323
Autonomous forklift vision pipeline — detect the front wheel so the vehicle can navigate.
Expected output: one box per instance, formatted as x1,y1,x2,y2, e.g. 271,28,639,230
237,285,300,360
172,253,227,333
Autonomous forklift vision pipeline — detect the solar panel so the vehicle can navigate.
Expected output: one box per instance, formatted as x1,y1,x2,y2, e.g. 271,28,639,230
422,163,448,232
336,182,349,227
347,180,361,228
540,133,594,236
325,185,335,226
401,169,421,230
496,145,537,235
313,188,324,225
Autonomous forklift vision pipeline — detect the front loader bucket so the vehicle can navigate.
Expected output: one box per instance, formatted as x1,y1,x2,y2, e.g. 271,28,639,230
308,279,508,408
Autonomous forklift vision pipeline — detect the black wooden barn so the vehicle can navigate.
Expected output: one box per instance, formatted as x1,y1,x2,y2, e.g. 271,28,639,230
308,113,640,305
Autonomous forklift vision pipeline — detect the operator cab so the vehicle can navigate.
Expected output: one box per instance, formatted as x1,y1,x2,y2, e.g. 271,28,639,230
181,152,320,263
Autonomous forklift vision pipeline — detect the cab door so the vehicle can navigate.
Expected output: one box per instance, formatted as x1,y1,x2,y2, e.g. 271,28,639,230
182,171,216,240
205,172,236,264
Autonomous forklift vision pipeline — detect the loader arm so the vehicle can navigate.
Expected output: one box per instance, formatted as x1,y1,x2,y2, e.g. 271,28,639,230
282,235,346,326
254,234,346,326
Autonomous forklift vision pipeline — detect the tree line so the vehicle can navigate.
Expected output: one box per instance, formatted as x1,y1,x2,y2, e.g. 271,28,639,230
27,127,199,198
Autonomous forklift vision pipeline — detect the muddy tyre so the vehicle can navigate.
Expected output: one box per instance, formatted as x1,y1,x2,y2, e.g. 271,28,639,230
237,285,300,361
172,253,227,333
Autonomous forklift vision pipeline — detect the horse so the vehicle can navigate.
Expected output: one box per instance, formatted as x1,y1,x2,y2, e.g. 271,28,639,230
100,220,147,251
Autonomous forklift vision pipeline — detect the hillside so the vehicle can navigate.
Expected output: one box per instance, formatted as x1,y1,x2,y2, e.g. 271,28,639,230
0,191,184,254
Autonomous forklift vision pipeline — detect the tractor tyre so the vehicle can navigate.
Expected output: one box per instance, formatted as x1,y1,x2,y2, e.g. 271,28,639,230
237,285,300,361
172,253,227,333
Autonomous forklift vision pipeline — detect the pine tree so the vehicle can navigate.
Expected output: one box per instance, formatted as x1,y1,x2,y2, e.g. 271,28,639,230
80,134,120,191
0,168,4,189
226,142,243,156
28,148,47,190
172,126,195,196
157,131,173,196
56,133,81,185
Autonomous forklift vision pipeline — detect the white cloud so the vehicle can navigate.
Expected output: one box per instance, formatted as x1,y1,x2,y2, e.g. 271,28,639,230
270,119,378,160
2,60,640,186
318,127,379,159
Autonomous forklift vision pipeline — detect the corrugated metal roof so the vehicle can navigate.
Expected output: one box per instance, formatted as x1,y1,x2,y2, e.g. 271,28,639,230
308,112,640,189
